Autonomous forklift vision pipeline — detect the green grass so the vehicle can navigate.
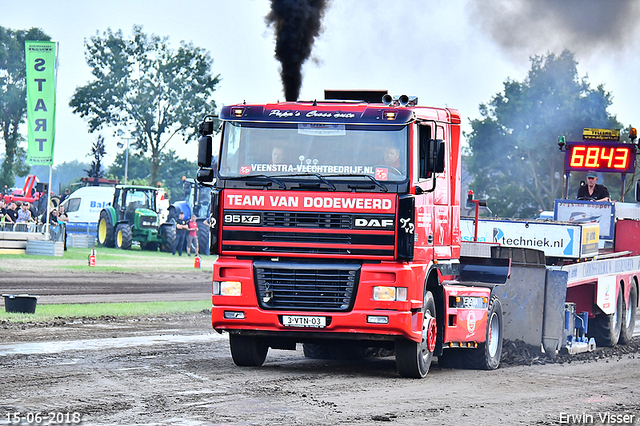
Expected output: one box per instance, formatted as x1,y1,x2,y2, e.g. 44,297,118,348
0,247,214,273
0,300,211,323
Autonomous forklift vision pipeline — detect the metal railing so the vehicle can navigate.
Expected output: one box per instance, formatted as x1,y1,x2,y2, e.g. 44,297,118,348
0,221,66,242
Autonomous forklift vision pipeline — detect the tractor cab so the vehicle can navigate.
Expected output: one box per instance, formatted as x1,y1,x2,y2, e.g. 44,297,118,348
97,185,175,251
114,186,158,227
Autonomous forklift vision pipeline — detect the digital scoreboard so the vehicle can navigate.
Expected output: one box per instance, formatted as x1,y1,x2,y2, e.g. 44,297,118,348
565,141,636,174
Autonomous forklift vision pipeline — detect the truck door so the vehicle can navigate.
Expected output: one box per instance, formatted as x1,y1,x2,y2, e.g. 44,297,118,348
432,125,451,257
413,122,451,261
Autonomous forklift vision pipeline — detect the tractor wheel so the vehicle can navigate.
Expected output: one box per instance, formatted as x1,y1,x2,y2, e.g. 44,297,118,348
115,223,133,250
229,334,268,367
197,219,210,255
160,223,176,253
619,283,638,345
49,195,60,211
395,291,437,378
167,205,179,223
97,210,115,248
589,286,623,347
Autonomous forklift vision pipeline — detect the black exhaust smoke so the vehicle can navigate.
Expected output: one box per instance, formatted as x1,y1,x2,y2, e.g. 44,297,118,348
266,0,328,101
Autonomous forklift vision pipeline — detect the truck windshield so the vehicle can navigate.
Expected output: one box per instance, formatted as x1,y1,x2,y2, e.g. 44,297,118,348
218,122,408,182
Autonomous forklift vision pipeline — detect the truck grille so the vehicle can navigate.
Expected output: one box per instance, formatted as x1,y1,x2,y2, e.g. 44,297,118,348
222,210,395,259
254,261,360,311
263,212,351,228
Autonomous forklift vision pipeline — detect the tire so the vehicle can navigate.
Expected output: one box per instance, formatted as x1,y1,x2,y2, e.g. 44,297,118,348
437,296,503,370
395,291,437,378
49,195,60,211
115,223,133,250
160,223,176,253
197,219,210,255
97,210,115,248
589,285,623,347
229,334,268,367
167,205,179,223
619,283,638,345
302,342,367,360
461,296,503,369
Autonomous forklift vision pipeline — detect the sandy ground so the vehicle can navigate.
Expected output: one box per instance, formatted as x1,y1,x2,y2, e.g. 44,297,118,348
0,269,639,425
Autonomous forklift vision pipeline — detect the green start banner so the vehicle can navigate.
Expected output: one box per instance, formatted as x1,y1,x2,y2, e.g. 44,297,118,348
25,41,57,165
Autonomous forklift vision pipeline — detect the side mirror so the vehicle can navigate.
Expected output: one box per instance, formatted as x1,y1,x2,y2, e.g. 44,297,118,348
419,138,445,178
197,168,215,183
636,180,640,202
198,136,212,168
199,119,215,136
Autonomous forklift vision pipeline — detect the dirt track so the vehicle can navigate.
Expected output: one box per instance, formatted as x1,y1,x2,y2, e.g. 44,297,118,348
1,270,640,425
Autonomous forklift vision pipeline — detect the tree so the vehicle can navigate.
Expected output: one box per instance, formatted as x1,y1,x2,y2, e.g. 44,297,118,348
70,26,220,186
108,148,197,201
0,26,51,189
465,51,624,218
108,150,150,183
157,149,198,202
85,135,106,178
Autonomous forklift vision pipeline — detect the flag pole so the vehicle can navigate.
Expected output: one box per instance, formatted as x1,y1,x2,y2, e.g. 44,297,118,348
44,42,59,241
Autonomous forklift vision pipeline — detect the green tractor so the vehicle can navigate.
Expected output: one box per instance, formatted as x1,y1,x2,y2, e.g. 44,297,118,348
96,185,176,251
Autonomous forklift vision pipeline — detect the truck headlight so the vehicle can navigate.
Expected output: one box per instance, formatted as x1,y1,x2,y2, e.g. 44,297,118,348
373,286,407,301
213,281,242,296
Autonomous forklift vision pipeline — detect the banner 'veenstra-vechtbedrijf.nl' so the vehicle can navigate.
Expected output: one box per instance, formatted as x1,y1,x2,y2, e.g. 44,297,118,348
25,40,57,165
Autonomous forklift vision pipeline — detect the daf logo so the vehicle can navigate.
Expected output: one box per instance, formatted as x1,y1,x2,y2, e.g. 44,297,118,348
354,218,394,228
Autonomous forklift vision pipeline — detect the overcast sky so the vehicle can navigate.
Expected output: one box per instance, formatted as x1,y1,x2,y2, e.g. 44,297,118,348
4,0,640,167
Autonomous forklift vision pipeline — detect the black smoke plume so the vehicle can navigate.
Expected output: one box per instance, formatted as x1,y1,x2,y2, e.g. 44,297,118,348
468,0,640,57
266,0,329,101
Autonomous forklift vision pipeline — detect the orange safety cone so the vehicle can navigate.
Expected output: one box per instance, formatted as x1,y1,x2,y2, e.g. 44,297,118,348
194,255,201,268
88,247,96,267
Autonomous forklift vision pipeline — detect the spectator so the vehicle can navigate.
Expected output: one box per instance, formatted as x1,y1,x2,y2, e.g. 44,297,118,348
40,208,60,240
0,200,6,228
59,188,71,203
186,215,199,256
4,202,18,223
58,205,69,250
17,202,33,223
172,211,188,256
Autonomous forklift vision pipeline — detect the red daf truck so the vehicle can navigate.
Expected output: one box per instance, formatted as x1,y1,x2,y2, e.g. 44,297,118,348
196,91,510,378
196,92,639,378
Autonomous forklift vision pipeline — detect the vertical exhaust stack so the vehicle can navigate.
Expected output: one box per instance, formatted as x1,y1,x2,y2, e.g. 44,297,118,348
266,0,329,101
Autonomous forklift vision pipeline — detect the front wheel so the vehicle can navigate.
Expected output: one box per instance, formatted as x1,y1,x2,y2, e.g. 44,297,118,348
619,283,638,345
395,291,437,378
589,286,623,347
229,334,268,367
115,223,133,250
97,210,114,248
160,223,176,253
